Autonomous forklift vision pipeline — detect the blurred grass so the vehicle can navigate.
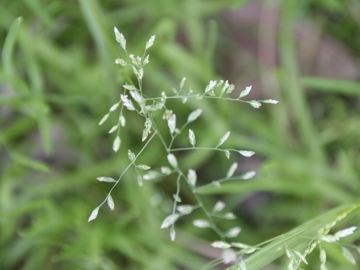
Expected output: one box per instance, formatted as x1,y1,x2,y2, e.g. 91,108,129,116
1,0,360,269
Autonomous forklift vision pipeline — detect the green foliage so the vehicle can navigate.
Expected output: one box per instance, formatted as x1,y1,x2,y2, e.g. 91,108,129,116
1,0,360,269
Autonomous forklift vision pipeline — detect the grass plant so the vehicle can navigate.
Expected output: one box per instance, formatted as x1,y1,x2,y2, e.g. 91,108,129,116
88,28,360,269
1,0,360,269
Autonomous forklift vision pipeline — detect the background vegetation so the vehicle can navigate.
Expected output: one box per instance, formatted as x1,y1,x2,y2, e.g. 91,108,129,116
1,0,360,269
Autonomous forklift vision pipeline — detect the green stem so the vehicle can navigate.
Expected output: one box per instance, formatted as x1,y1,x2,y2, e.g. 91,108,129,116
98,131,157,208
176,169,225,240
168,121,191,150
148,114,169,151
195,175,249,193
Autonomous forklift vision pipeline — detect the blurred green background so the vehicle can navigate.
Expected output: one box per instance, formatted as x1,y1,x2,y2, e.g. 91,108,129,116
1,0,360,269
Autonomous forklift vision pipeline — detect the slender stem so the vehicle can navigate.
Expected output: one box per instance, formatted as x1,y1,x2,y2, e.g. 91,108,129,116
176,168,225,240
171,146,218,152
191,186,225,240
170,146,245,154
168,121,191,150
148,114,169,152
147,95,249,103
195,175,248,193
171,174,182,215
98,131,158,208
114,105,124,138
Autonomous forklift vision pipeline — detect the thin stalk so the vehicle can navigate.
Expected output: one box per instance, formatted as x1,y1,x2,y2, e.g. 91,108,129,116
97,131,157,209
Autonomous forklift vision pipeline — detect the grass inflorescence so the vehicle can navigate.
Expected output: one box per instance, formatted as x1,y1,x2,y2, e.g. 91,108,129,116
88,28,360,269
